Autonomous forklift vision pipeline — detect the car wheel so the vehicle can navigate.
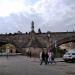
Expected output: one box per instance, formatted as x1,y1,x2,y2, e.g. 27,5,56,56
72,59,75,62
64,60,68,62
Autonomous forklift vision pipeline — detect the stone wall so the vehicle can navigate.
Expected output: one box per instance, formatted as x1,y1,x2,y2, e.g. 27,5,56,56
24,47,47,57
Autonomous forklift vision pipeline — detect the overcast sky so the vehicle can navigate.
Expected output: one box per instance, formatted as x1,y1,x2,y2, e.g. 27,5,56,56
0,0,75,33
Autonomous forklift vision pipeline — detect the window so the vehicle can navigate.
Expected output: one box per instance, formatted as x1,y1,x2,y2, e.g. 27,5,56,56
72,53,75,55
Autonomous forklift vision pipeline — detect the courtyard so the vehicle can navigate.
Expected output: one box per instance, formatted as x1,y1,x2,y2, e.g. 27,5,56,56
0,55,75,75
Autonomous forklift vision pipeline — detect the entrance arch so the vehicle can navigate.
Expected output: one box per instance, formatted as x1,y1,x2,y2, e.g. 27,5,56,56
50,36,75,57
0,40,18,54
57,36,75,47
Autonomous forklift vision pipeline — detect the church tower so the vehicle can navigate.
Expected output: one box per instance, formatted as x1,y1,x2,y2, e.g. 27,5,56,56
31,21,34,32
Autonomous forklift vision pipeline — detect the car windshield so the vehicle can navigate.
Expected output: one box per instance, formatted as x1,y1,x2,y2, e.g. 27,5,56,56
65,52,71,55
72,53,75,55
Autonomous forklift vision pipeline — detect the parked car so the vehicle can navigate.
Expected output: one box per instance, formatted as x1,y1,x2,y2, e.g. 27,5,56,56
63,49,75,62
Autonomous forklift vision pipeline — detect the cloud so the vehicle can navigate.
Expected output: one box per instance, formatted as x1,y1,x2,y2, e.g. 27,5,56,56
0,0,75,33
0,0,33,17
34,0,75,32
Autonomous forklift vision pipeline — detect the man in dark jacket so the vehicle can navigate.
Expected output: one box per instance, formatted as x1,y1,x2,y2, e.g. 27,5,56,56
40,51,46,65
45,51,49,65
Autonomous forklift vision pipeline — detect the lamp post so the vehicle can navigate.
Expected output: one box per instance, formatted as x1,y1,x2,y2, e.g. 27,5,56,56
54,40,57,57
47,34,51,48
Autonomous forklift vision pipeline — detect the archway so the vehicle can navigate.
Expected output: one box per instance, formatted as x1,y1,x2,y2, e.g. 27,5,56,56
53,36,75,57
0,41,16,54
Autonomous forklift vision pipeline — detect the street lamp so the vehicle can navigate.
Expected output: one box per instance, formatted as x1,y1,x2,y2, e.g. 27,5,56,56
55,40,57,48
54,40,57,57
47,34,51,48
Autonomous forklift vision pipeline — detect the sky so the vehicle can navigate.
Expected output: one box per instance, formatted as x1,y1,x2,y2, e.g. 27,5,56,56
0,0,75,33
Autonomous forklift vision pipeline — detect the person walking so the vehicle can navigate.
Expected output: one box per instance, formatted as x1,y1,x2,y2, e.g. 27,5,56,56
45,51,49,65
40,51,46,65
51,52,56,64
6,48,9,59
40,51,42,61
29,51,31,58
48,51,52,63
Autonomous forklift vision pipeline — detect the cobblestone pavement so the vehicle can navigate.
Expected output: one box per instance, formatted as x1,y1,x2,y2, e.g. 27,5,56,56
0,56,75,75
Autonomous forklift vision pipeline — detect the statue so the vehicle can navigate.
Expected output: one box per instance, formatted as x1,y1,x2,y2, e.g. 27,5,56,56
38,28,41,33
31,21,34,32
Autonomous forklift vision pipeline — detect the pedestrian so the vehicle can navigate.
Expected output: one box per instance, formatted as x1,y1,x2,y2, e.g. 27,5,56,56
48,51,51,63
51,52,56,64
6,53,8,59
25,49,29,59
40,51,42,61
6,48,9,59
45,51,49,65
40,51,46,65
29,51,31,58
